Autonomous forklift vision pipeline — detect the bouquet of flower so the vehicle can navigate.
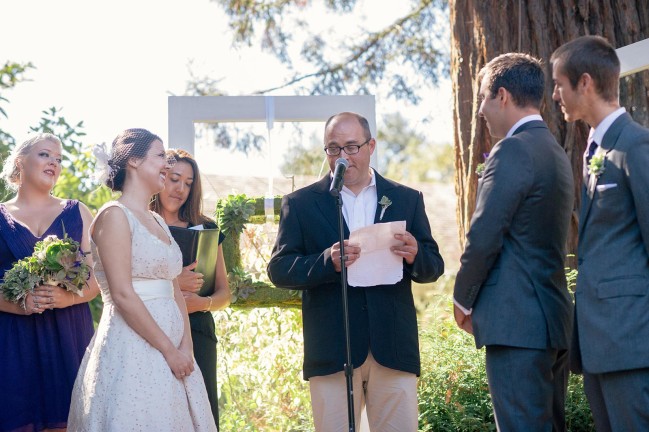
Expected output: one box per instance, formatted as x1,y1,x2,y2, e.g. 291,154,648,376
1,234,90,307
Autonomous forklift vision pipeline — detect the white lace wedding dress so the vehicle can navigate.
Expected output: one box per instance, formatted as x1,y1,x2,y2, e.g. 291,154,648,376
68,202,217,431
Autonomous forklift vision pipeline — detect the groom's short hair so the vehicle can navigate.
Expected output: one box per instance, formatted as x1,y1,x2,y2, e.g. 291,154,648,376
479,53,545,109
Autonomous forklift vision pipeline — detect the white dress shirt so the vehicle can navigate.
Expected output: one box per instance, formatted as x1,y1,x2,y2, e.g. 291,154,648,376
506,114,544,138
338,169,378,232
588,107,626,147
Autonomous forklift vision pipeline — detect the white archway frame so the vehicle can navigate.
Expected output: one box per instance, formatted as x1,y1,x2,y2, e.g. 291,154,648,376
168,38,649,157
168,95,377,165
618,38,649,78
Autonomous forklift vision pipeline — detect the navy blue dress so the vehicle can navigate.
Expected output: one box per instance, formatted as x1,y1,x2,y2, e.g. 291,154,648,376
0,200,94,432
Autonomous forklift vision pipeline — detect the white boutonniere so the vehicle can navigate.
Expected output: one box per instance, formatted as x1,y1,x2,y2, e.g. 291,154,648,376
475,153,489,178
588,154,606,178
379,195,392,221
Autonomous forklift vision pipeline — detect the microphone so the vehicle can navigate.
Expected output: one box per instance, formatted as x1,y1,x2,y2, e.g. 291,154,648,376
329,158,348,197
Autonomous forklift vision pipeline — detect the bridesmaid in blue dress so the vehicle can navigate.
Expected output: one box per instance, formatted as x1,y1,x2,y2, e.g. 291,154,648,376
0,133,99,432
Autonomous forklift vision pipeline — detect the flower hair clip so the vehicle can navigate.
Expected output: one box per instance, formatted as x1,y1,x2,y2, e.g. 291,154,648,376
92,142,115,184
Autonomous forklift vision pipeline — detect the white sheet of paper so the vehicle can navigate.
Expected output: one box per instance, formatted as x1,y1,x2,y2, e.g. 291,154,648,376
347,220,406,287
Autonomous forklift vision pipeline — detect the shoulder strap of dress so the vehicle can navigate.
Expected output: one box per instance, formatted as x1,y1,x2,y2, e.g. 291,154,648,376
90,201,134,236
63,199,79,211
58,199,83,242
150,211,173,238
0,204,16,245
0,204,36,260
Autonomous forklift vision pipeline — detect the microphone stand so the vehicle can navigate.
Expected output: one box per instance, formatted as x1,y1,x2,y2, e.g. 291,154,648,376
335,193,356,432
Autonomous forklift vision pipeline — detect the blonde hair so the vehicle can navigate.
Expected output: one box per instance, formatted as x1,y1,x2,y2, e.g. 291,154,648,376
0,133,62,191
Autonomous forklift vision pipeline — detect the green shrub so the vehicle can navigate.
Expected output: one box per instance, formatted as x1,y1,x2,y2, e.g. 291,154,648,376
565,373,595,432
418,320,494,431
215,300,594,431
216,307,314,431
417,305,594,431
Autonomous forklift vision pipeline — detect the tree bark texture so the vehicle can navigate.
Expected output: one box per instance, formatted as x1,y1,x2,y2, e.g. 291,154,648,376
451,0,649,267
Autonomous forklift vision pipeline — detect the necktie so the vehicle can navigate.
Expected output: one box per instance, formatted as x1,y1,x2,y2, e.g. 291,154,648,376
584,140,598,182
586,140,598,167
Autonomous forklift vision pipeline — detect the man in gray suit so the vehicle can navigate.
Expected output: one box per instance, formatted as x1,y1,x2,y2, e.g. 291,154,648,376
551,35,649,431
453,53,574,432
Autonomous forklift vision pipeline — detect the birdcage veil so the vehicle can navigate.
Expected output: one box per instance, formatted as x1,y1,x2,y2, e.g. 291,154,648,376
93,128,175,192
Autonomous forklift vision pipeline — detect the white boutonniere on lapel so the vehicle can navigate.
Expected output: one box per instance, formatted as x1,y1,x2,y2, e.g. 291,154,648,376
475,153,489,178
379,195,392,221
475,163,486,178
588,153,606,178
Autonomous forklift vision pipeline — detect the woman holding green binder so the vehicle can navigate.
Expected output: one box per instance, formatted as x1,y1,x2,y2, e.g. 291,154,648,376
151,148,230,428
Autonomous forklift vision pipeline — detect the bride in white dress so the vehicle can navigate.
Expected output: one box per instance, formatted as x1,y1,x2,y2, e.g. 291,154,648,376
68,129,218,431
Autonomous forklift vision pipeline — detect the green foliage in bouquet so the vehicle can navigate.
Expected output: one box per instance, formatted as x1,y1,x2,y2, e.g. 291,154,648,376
1,234,90,306
34,234,90,291
1,259,42,304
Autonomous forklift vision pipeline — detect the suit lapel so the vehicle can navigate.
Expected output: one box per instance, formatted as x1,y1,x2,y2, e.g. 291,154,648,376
579,113,631,237
314,175,350,237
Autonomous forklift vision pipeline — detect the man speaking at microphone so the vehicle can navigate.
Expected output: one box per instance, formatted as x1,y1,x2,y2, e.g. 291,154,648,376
268,111,444,431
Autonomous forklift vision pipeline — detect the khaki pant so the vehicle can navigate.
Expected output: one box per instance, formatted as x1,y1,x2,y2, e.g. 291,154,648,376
309,351,418,432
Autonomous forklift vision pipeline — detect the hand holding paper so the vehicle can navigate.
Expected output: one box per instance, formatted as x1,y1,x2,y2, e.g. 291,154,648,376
330,240,361,272
391,231,419,265
347,221,407,287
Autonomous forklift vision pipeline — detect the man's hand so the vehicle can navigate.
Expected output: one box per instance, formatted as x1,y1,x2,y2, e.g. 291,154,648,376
330,240,361,272
454,304,474,335
391,231,418,265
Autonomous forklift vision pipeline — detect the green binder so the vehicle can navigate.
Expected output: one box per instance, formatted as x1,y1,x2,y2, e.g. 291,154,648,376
169,226,220,297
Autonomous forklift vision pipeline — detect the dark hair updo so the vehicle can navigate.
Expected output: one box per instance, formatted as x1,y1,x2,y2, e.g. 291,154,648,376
106,128,161,191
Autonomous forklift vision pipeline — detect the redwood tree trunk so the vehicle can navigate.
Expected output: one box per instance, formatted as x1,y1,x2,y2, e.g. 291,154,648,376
451,0,649,267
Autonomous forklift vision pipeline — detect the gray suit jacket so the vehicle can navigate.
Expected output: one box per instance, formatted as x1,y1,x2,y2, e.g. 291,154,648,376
575,112,649,374
454,120,574,350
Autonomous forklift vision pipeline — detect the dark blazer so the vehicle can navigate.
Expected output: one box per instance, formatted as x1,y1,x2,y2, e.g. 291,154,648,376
575,113,649,374
267,172,444,380
454,120,574,350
